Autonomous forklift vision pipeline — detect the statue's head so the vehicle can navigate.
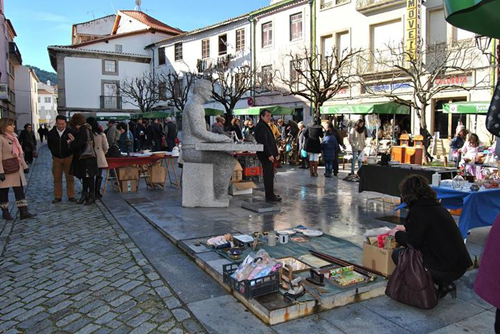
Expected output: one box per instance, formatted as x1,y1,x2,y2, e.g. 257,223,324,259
193,79,212,101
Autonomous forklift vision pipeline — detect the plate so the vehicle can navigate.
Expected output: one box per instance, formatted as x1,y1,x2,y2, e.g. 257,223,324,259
276,229,296,235
302,230,323,237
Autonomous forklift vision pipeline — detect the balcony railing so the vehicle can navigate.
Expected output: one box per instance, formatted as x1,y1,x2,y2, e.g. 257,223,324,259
9,42,22,65
100,95,122,109
356,0,405,13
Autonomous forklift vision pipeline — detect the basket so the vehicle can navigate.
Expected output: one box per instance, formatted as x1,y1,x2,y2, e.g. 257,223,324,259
222,263,280,299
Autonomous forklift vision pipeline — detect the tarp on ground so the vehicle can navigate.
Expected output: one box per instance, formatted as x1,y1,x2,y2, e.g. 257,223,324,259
320,102,410,115
233,105,296,116
443,102,490,114
444,0,500,39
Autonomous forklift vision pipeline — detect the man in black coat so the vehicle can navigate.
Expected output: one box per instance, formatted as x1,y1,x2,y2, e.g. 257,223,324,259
47,115,75,203
254,109,281,202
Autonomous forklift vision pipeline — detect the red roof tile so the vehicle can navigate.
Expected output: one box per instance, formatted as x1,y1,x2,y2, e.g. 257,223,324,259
119,10,183,35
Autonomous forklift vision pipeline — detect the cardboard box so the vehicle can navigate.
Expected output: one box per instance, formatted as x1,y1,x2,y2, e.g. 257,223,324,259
231,160,243,182
148,163,166,184
362,242,396,277
229,181,257,195
117,166,140,180
119,179,138,193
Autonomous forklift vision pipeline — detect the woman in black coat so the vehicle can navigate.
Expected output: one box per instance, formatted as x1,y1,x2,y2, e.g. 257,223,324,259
19,124,37,164
68,113,99,205
304,118,324,177
389,175,472,298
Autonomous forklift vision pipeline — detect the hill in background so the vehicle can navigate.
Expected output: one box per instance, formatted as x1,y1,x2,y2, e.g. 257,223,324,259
27,65,58,86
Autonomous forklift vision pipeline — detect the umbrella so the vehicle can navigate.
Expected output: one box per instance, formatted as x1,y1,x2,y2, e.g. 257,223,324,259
204,108,225,116
444,0,500,39
320,101,410,115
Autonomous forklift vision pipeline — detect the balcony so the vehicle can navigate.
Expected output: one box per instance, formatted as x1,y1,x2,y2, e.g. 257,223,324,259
9,42,22,65
100,95,122,109
356,0,405,14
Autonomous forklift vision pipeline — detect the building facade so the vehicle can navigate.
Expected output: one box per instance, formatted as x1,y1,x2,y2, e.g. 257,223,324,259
37,81,58,129
48,10,183,117
14,66,39,133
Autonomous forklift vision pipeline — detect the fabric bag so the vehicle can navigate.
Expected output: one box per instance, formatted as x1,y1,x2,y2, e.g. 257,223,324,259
385,245,438,309
486,78,500,136
2,157,20,174
301,149,308,158
80,128,96,160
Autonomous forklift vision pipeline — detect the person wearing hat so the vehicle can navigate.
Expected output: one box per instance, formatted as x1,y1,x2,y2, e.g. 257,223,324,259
449,127,468,167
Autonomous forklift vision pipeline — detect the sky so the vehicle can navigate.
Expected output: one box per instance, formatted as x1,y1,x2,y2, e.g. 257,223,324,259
5,0,270,72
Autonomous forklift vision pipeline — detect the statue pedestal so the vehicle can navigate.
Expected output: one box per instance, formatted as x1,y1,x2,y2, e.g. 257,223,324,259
182,143,263,208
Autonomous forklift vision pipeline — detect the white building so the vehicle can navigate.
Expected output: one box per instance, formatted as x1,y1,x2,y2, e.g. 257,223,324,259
37,81,58,129
72,14,116,45
48,10,183,117
14,66,39,133
316,0,493,141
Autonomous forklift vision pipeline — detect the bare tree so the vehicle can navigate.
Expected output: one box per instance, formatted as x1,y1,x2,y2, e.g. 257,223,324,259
205,58,255,122
279,46,362,117
119,72,161,113
359,40,489,130
159,71,197,112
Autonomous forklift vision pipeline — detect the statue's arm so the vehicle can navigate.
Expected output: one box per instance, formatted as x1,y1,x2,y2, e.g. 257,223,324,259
189,108,232,143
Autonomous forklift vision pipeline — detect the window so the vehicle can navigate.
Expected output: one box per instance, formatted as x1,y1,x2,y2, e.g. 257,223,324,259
262,22,273,48
218,34,227,56
290,13,303,41
290,60,301,84
103,59,118,75
321,0,350,9
370,20,402,69
336,31,350,57
454,27,475,41
159,82,167,100
174,43,183,61
44,97,51,103
428,9,447,46
236,29,245,52
261,65,273,90
321,35,334,58
202,39,210,59
173,80,183,99
115,44,123,53
37,97,41,103
158,47,166,65
101,81,120,109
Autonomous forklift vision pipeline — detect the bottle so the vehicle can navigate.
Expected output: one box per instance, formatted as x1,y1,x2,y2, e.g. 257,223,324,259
432,172,441,187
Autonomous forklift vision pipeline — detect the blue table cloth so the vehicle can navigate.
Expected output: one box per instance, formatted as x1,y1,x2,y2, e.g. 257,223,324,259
395,185,500,238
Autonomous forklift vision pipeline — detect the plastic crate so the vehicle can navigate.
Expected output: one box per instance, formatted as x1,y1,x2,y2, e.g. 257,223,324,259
222,263,280,299
243,167,263,176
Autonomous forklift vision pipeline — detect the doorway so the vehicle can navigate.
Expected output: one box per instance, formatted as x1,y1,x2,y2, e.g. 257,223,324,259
433,97,466,138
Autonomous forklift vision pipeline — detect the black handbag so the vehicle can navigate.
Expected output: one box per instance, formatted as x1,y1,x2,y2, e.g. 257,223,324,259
79,128,96,160
385,245,438,309
486,78,500,137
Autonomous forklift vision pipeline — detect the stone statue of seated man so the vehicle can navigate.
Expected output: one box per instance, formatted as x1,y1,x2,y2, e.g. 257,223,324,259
182,79,235,203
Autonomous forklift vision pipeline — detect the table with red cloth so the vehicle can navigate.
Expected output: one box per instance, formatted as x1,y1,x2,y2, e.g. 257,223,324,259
103,155,179,193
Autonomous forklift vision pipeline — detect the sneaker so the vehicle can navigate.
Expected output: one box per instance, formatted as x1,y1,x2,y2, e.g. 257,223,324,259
52,198,62,204
68,197,76,202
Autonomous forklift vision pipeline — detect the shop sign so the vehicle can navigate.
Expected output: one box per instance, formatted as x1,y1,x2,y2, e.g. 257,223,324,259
366,82,411,92
406,0,422,61
434,73,472,86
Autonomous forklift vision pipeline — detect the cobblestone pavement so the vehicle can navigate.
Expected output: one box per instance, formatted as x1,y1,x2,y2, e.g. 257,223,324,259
0,145,201,334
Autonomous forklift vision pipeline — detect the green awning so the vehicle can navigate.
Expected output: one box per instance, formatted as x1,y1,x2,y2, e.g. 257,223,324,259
233,105,296,116
132,111,172,119
204,108,225,116
444,0,500,39
320,102,410,115
443,102,490,114
96,115,130,121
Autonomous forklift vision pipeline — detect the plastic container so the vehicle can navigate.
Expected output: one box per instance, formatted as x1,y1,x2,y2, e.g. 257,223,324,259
222,263,279,299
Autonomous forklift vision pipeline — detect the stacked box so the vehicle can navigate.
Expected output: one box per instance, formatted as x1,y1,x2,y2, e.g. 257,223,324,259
148,162,166,184
116,166,140,180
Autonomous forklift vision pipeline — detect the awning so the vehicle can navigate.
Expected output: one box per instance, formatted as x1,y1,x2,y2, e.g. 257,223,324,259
444,0,500,39
132,111,172,119
320,102,410,115
96,115,130,121
204,108,225,116
443,102,490,114
233,105,296,116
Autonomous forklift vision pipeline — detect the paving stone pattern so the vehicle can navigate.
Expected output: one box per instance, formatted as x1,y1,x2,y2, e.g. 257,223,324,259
0,145,198,333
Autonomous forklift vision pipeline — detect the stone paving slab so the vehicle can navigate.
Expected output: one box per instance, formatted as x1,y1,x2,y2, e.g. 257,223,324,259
0,145,201,334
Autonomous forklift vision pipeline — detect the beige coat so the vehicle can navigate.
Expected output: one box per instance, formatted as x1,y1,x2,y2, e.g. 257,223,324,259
0,134,28,188
94,133,109,168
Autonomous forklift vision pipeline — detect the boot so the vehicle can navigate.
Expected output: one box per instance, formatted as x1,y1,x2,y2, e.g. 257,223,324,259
95,176,103,199
309,162,314,176
1,203,13,221
314,162,319,177
77,192,88,204
85,192,96,205
16,200,36,220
